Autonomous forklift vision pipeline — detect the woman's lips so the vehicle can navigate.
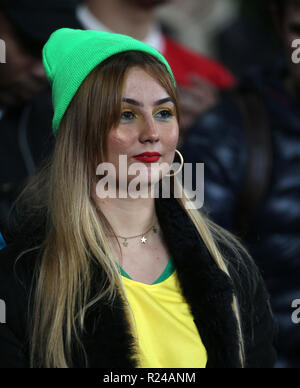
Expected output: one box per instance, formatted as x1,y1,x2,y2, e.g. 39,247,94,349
133,152,161,163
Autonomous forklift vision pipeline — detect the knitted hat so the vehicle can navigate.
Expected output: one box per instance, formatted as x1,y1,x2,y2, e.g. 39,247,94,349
42,28,175,135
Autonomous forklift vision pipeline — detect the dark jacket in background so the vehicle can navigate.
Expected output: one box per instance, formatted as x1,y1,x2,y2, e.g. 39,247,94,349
0,88,54,234
180,61,300,368
0,196,276,368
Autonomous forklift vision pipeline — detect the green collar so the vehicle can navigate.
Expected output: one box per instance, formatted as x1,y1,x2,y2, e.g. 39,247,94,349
117,256,175,284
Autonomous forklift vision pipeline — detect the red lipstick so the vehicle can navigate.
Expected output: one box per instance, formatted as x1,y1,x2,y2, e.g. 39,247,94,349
133,152,161,163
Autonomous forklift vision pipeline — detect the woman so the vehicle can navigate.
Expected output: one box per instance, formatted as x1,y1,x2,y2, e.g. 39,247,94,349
0,29,276,368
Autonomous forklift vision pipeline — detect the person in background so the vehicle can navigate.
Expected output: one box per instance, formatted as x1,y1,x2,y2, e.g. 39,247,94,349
157,0,238,59
0,0,81,237
76,0,236,136
216,0,281,77
180,0,300,368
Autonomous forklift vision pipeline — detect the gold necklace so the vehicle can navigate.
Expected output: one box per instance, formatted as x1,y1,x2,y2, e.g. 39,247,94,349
116,220,158,247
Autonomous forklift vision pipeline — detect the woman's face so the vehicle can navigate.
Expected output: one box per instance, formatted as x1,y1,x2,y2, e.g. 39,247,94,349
104,66,179,193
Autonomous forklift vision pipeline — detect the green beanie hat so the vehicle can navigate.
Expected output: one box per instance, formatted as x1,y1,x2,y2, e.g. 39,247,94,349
42,28,175,135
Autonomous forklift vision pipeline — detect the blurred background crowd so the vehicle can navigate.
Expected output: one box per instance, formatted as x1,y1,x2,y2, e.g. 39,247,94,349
0,0,299,368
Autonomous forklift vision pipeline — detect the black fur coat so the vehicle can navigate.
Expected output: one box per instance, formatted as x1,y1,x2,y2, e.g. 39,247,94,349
0,197,277,368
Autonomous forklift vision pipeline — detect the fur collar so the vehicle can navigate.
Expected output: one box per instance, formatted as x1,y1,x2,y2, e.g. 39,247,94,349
77,196,242,368
155,196,242,368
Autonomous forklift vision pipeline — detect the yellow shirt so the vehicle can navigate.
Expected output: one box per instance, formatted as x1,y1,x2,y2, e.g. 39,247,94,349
121,269,207,368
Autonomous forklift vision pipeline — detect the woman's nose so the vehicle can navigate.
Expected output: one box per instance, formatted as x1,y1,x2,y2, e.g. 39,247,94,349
139,117,160,143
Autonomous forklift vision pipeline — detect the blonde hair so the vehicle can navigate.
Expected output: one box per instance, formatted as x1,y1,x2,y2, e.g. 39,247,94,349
174,178,247,366
13,51,249,368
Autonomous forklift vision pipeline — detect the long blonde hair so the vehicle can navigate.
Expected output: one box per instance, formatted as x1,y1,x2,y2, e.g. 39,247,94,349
14,51,249,368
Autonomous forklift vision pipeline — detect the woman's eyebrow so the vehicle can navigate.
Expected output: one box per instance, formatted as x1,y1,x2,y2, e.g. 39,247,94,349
154,97,174,106
122,97,174,107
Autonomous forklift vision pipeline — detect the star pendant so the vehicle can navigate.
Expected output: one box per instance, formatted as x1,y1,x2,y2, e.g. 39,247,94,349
141,236,147,244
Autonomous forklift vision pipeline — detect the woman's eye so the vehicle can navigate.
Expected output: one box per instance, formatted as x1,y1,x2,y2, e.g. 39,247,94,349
155,110,173,120
121,111,136,121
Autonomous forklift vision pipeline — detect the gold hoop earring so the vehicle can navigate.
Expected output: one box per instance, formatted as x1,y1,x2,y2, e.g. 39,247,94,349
165,149,184,177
